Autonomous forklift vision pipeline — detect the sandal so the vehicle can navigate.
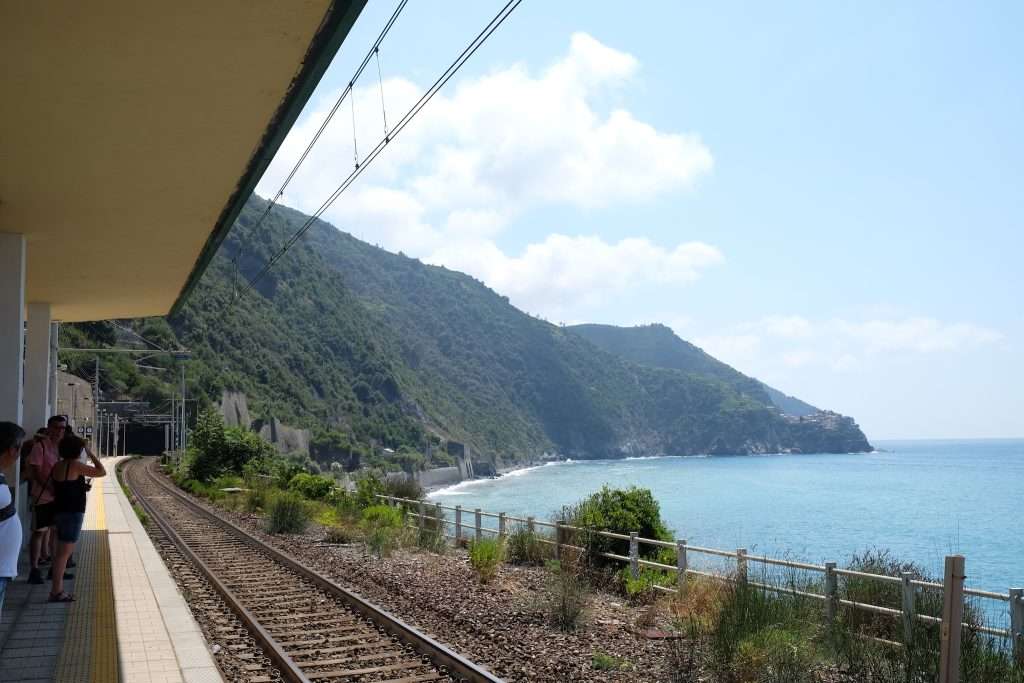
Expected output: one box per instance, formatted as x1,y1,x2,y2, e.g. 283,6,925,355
48,592,75,603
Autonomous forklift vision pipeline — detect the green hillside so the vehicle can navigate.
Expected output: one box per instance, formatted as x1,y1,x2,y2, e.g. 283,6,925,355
569,323,819,417
64,196,871,468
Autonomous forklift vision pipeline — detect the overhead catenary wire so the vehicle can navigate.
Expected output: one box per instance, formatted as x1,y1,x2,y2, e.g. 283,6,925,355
243,0,411,243
238,0,524,298
111,320,169,353
375,47,389,137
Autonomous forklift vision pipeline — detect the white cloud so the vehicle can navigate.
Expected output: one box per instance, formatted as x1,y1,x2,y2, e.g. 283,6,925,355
760,315,814,339
698,315,1003,376
256,32,717,319
430,235,722,320
833,318,1003,353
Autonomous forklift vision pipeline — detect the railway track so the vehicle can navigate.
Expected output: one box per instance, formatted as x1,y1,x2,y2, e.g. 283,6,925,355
123,457,502,683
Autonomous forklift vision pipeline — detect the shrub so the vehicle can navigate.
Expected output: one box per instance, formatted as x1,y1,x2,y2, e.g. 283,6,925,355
183,479,210,498
413,506,447,553
468,538,504,583
620,567,673,604
361,504,403,528
189,409,275,482
669,576,728,635
709,579,821,677
324,524,360,544
591,652,630,672
244,485,270,513
332,490,361,523
384,475,424,502
288,472,335,500
265,492,310,534
840,548,940,640
559,486,672,568
354,475,385,509
505,525,550,566
543,559,588,632
211,474,245,507
360,504,405,556
733,625,817,683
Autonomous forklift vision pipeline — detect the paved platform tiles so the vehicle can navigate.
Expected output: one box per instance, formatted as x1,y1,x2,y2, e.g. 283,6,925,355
0,457,222,683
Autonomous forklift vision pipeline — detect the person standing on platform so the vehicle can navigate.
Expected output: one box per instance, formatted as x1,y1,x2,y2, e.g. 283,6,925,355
0,422,26,620
48,435,105,602
26,415,66,584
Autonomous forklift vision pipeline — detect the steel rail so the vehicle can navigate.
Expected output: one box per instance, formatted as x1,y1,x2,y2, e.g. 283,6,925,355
126,459,309,683
126,458,503,683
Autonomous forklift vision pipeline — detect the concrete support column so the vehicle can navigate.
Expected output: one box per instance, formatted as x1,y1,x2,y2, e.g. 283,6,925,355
0,233,26,428
0,233,27,548
24,303,52,432
48,321,59,417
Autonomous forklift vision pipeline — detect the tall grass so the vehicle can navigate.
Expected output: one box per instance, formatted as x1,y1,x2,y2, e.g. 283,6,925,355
360,504,406,557
412,505,447,553
505,524,551,565
468,537,504,583
265,492,310,534
543,558,588,632
384,475,424,501
663,556,1024,683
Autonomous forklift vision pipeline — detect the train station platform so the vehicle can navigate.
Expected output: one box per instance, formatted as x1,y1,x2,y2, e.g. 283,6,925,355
0,457,222,683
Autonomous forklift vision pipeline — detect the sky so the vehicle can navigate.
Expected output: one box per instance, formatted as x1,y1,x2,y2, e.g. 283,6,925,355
255,1,1024,441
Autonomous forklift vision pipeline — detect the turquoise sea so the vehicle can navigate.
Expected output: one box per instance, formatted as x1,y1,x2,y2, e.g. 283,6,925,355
429,439,1023,595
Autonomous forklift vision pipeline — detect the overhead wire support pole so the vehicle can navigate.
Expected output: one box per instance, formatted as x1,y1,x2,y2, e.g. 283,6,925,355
93,357,99,452
180,363,187,455
239,0,525,297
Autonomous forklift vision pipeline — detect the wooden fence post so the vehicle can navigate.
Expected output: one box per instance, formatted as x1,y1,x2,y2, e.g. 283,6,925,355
901,572,916,644
555,522,564,561
1010,587,1023,666
498,512,507,538
474,508,482,541
435,502,444,541
527,516,535,534
417,500,425,531
455,505,462,543
676,540,688,593
736,548,748,584
629,532,639,579
938,555,965,683
824,562,837,625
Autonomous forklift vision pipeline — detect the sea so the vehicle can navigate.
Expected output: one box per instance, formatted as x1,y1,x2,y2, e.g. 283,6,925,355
428,439,1023,596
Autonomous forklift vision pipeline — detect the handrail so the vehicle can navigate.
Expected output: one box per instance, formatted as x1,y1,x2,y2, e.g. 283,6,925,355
834,568,903,585
375,493,1018,628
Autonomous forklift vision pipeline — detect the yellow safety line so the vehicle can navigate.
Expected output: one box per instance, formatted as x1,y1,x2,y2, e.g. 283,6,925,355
55,476,118,683
94,481,106,529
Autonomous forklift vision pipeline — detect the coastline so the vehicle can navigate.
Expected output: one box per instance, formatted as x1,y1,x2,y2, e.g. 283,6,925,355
424,459,565,497
423,449,879,496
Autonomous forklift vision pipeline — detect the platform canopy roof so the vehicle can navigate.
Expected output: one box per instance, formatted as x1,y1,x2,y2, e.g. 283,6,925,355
0,1,365,322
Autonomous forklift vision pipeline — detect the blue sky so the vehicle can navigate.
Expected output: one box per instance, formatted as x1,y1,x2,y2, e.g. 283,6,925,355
257,1,1023,440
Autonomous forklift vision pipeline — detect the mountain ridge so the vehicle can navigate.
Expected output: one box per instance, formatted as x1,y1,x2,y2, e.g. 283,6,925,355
65,196,872,468
569,323,819,417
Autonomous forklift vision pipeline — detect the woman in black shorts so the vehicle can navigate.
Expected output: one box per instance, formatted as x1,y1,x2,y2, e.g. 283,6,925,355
48,435,105,602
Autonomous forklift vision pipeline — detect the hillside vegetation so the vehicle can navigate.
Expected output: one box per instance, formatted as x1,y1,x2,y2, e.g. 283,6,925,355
570,323,819,417
64,196,870,469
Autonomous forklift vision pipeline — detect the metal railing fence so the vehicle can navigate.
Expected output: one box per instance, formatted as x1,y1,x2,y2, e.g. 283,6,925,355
377,493,1024,676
